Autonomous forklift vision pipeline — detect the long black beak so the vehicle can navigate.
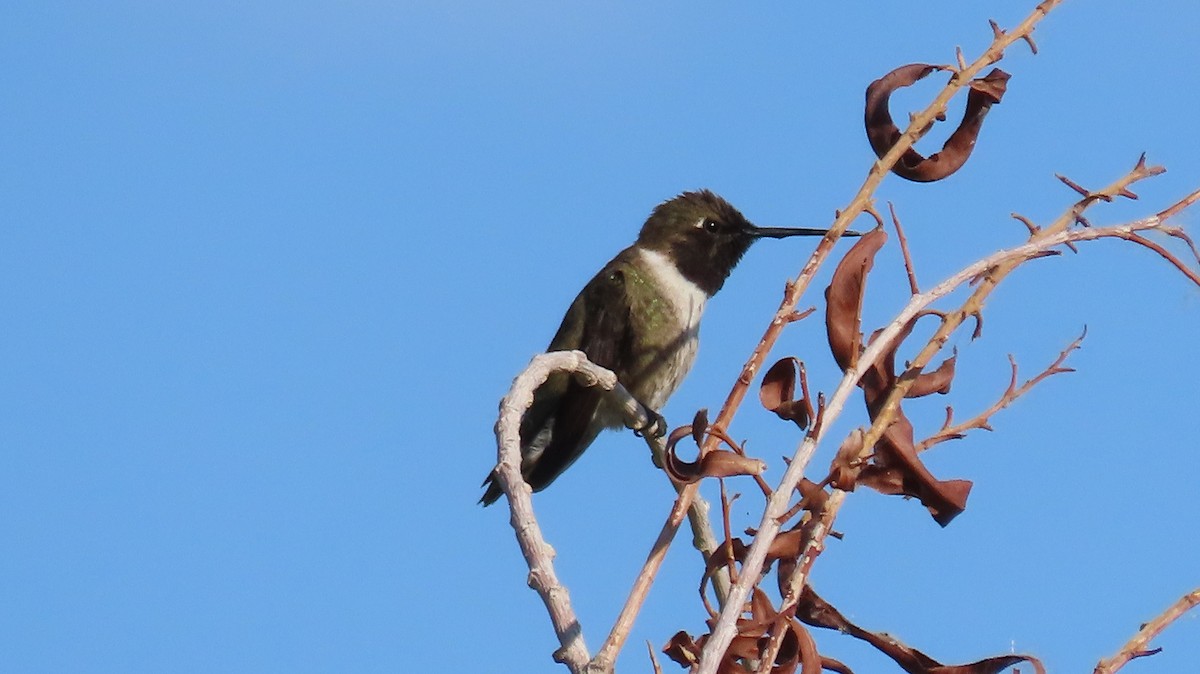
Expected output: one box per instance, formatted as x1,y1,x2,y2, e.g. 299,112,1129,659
749,224,863,239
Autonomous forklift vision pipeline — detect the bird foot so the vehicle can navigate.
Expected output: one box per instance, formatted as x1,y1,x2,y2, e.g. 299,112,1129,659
632,406,667,439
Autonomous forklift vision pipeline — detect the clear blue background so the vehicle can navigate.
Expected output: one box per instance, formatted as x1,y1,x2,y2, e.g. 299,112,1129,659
3,2,1197,673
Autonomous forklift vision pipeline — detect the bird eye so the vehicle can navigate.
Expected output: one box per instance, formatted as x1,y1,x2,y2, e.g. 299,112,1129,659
703,219,720,233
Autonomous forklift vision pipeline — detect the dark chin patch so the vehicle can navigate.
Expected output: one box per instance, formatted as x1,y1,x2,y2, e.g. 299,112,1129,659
670,236,752,296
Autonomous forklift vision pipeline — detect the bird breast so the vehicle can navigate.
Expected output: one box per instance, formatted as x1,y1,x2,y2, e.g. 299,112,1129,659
634,248,707,409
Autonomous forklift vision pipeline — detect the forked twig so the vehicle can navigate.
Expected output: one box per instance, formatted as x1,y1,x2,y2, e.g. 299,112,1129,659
917,329,1085,451
1094,588,1200,674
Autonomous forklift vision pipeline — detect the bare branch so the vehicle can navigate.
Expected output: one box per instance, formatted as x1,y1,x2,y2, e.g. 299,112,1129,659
916,329,1085,451
1157,187,1200,221
1094,589,1200,674
646,641,664,674
889,202,921,294
493,351,727,674
493,351,616,672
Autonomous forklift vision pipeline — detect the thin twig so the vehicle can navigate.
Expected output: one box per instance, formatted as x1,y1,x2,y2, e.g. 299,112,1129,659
889,202,921,294
720,482,740,585
1110,230,1200,287
1094,588,1200,674
594,456,726,673
916,328,1085,451
1156,187,1200,221
647,641,664,674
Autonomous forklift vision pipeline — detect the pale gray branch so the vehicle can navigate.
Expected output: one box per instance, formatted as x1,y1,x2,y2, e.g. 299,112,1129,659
493,350,725,674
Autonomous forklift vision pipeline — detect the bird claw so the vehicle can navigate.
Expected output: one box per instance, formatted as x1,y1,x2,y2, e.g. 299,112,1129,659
633,407,667,439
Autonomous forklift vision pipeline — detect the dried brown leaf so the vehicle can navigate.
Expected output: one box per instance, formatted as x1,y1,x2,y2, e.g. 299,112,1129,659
828,430,866,491
872,416,972,526
663,423,765,484
761,358,812,428
853,319,970,525
821,656,855,674
825,229,888,372
663,630,701,668
907,351,957,398
692,408,709,447
798,587,1046,674
796,478,830,514
866,65,1010,182
665,446,765,484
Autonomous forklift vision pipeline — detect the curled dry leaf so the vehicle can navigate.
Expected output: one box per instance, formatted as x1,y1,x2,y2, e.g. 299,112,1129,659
761,357,813,429
728,591,813,674
797,587,1046,674
701,537,749,616
668,589,814,674
865,64,1011,182
666,449,766,484
663,423,767,484
868,413,971,527
704,527,808,605
692,408,709,448
747,620,815,674
663,630,701,668
865,318,957,400
793,621,824,674
762,527,807,566
825,226,970,525
821,656,855,674
828,429,866,491
907,349,957,397
711,528,807,572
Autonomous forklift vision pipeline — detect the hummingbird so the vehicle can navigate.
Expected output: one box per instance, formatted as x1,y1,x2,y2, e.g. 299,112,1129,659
480,190,854,506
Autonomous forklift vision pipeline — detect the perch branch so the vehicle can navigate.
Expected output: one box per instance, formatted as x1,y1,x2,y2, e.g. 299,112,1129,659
493,350,724,673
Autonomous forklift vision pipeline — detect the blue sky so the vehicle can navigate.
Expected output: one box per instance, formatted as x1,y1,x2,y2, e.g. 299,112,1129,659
2,2,1197,673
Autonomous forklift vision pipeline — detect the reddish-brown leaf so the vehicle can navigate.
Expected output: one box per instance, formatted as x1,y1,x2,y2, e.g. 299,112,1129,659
761,357,813,429
907,351,957,398
826,229,888,372
663,425,765,484
662,630,701,668
863,316,956,401
820,656,855,674
798,587,1045,674
828,430,866,491
871,412,971,526
691,408,709,447
795,478,830,514
866,64,1011,182
852,318,970,524
665,446,758,483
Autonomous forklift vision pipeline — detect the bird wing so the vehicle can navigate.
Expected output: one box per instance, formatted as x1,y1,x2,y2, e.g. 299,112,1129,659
523,262,633,491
